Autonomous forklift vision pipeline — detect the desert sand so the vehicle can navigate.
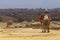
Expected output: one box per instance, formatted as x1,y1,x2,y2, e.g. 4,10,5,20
0,28,60,40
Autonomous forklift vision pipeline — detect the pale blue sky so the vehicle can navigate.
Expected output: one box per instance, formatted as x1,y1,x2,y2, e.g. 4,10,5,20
0,0,60,9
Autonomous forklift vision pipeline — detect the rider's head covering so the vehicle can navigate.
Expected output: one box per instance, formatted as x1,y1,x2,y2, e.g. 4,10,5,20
44,11,49,15
45,11,49,13
44,9,49,13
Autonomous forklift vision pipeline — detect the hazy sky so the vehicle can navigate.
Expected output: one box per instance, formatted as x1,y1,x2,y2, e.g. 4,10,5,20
0,0,60,9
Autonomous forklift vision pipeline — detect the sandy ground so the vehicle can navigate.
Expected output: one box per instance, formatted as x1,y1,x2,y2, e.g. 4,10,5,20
0,28,60,40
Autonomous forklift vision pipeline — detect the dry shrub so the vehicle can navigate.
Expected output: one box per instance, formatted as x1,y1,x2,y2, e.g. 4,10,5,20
31,22,41,29
6,20,13,27
25,23,31,28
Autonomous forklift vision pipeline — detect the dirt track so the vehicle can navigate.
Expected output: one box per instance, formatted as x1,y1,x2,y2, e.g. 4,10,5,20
0,28,60,40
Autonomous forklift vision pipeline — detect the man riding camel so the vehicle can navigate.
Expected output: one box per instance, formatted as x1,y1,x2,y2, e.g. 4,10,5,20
39,11,51,33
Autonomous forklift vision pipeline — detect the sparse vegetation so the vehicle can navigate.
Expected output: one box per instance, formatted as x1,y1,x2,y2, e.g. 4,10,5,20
52,18,60,21
0,17,3,22
17,18,24,22
6,20,13,27
0,8,59,22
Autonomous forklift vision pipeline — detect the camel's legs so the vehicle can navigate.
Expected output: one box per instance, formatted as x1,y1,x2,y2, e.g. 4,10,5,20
46,25,50,33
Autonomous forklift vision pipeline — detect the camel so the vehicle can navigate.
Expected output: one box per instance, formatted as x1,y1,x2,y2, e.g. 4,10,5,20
39,12,51,33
